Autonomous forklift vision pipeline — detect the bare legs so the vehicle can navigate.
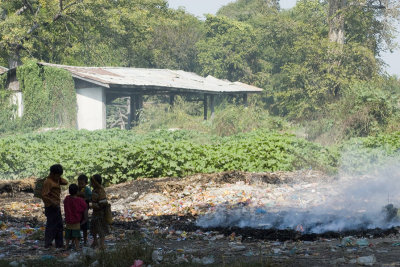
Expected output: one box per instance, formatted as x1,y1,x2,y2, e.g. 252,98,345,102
73,238,79,250
91,235,105,249
65,238,70,250
65,238,80,250
82,229,88,246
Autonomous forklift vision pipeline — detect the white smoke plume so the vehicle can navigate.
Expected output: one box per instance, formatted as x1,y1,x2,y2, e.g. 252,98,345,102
196,154,400,234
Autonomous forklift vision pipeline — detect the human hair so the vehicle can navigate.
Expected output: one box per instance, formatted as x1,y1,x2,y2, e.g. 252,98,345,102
69,184,79,195
92,174,102,185
78,174,88,184
50,164,63,175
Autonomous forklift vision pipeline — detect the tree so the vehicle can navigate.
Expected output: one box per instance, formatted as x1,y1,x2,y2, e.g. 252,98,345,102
328,0,346,44
217,0,279,21
0,0,86,68
225,0,381,119
36,0,169,67
327,0,400,54
196,15,269,83
0,0,177,68
146,9,204,71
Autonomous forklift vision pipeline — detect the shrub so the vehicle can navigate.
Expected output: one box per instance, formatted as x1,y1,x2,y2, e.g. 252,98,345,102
304,79,399,143
211,104,288,136
0,129,338,183
339,131,400,174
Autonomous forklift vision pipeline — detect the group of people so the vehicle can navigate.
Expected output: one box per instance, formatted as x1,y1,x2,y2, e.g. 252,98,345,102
41,164,110,250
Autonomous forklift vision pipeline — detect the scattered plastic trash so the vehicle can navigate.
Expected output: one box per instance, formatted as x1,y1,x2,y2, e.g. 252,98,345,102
333,257,346,264
356,238,369,247
192,256,215,265
255,208,267,214
152,248,163,262
64,252,79,263
231,245,246,252
192,257,202,264
41,255,55,260
82,247,96,257
244,251,254,257
131,259,144,267
2,172,400,266
273,248,281,254
341,236,355,246
351,255,376,266
376,249,388,253
175,255,189,264
201,256,215,265
295,224,304,232
90,260,99,267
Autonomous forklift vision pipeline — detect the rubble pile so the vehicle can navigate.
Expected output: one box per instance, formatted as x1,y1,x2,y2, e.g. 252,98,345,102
1,170,400,266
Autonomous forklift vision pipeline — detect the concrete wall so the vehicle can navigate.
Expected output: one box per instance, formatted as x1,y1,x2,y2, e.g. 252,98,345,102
76,87,106,130
11,92,23,118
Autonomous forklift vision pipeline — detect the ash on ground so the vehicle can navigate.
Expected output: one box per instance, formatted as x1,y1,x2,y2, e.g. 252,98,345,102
1,170,400,266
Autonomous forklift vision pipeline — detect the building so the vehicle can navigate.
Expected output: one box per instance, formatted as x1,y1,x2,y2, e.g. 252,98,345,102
2,63,263,130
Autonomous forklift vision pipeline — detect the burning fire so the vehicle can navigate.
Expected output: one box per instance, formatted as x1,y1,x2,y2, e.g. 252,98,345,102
197,162,400,234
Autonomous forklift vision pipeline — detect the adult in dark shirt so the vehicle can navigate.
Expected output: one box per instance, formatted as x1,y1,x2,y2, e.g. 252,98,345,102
42,164,68,248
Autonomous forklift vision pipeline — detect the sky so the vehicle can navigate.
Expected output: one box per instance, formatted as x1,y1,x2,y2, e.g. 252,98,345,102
167,0,400,76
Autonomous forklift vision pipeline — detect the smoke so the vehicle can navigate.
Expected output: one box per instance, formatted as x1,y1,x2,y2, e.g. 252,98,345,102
196,152,400,234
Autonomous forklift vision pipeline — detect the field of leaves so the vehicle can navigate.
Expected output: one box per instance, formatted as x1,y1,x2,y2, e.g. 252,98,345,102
0,129,340,183
339,131,400,174
1,129,399,184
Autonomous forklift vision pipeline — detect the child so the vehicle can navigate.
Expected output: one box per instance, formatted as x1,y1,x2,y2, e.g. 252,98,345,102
77,174,92,246
42,164,68,249
64,184,87,250
90,174,109,249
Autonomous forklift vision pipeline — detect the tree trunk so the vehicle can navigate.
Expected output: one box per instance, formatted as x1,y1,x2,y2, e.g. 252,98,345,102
328,0,346,44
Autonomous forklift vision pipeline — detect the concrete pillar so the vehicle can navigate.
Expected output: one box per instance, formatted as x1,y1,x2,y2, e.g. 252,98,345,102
127,95,132,129
210,94,215,119
76,87,106,130
137,95,143,110
136,95,143,123
128,94,144,127
243,93,248,107
129,94,136,128
169,94,175,107
203,94,208,120
11,92,23,118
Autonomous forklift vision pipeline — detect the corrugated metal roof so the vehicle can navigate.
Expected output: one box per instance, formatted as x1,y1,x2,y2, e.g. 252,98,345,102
40,63,263,94
0,66,8,75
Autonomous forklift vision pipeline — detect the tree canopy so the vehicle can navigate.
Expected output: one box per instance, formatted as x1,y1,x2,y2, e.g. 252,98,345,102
1,0,399,138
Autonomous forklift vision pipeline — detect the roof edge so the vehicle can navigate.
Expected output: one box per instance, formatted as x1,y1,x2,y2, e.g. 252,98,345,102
0,66,9,75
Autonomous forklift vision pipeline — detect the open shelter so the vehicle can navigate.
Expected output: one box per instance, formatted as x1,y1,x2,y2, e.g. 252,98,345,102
3,63,263,130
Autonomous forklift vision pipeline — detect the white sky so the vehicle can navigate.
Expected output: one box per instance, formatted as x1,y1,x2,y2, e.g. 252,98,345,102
167,0,400,76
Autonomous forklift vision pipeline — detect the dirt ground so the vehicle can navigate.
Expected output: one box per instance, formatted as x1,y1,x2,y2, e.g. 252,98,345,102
1,171,400,266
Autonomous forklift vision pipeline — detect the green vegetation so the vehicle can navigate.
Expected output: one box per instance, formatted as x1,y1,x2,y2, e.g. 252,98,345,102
16,60,76,128
0,61,76,134
339,131,400,174
0,0,400,183
1,0,399,141
1,126,399,183
135,98,288,137
0,129,337,183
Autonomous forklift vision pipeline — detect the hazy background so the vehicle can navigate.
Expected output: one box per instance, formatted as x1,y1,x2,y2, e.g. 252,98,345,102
167,0,400,76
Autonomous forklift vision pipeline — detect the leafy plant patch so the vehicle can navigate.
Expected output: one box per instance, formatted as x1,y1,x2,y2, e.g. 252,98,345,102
339,132,400,174
0,129,338,184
